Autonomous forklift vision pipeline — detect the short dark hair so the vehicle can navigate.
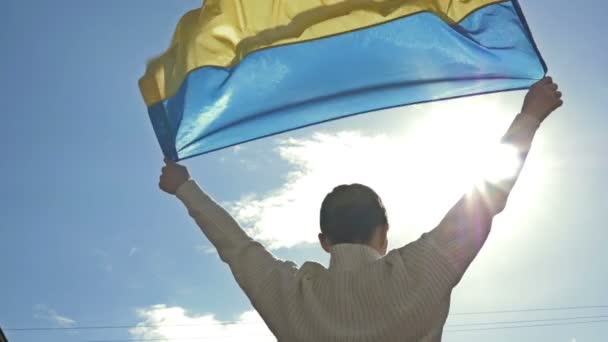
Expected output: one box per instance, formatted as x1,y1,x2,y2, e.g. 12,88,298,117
320,184,388,245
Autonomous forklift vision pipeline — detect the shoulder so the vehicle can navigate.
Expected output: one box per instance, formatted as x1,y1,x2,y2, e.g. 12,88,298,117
395,233,460,290
298,261,327,280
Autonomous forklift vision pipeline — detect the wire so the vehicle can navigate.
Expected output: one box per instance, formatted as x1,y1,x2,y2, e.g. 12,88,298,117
4,311,608,342
5,304,608,332
86,338,264,342
6,323,216,332
446,314,608,327
83,320,608,342
445,318,608,333
5,321,248,332
450,304,608,316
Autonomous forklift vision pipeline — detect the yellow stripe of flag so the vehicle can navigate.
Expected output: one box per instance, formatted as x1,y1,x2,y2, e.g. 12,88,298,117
140,0,505,106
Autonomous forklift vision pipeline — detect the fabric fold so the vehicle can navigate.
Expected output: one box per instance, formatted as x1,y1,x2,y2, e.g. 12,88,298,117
140,0,546,160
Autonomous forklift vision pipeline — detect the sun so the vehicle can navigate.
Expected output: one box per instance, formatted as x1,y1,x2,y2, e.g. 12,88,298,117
224,95,544,248
403,97,523,195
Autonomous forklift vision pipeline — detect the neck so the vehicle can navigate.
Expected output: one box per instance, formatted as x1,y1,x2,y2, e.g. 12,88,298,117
328,244,382,271
367,226,388,255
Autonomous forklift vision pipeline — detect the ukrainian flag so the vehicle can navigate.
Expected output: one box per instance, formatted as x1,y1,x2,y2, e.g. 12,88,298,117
140,0,546,161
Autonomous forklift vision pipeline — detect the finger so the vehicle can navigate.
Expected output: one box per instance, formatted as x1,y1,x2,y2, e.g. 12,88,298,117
555,91,563,98
550,100,564,112
539,76,552,85
547,83,558,91
164,157,176,165
159,177,170,191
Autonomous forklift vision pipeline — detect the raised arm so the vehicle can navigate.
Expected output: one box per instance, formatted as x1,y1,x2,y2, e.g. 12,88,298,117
429,77,563,282
159,161,297,300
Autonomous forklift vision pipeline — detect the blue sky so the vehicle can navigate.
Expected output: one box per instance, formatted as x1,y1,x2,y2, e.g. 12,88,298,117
1,0,607,341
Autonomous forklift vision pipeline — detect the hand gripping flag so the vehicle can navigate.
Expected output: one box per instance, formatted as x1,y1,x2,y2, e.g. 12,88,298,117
140,0,546,161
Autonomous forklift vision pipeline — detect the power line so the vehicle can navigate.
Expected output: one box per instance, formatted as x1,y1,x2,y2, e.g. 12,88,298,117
6,323,215,332
84,319,608,342
4,313,608,342
446,314,608,327
451,304,608,316
5,321,251,332
87,337,269,342
5,304,608,332
445,318,608,333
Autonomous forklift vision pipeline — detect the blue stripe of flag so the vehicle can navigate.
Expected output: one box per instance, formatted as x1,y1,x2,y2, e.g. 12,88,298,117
149,1,545,160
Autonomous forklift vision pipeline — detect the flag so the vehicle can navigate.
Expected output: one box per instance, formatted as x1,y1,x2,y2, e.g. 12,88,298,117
140,0,546,161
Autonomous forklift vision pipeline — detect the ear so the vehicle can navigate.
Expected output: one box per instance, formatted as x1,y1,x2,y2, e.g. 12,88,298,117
318,233,331,253
380,224,389,254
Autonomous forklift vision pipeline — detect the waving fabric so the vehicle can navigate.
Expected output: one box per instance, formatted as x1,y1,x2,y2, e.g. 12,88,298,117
140,0,546,160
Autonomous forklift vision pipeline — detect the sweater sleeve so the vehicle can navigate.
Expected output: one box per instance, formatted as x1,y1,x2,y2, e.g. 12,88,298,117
428,114,541,284
175,180,298,299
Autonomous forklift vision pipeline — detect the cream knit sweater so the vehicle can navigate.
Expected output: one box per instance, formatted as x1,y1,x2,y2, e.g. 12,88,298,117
175,114,540,342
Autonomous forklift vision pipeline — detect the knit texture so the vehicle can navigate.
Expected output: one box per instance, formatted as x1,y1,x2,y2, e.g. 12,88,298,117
175,114,540,341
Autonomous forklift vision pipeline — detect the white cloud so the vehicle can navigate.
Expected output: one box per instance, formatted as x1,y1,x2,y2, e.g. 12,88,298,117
226,99,526,249
34,304,76,328
130,305,274,342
